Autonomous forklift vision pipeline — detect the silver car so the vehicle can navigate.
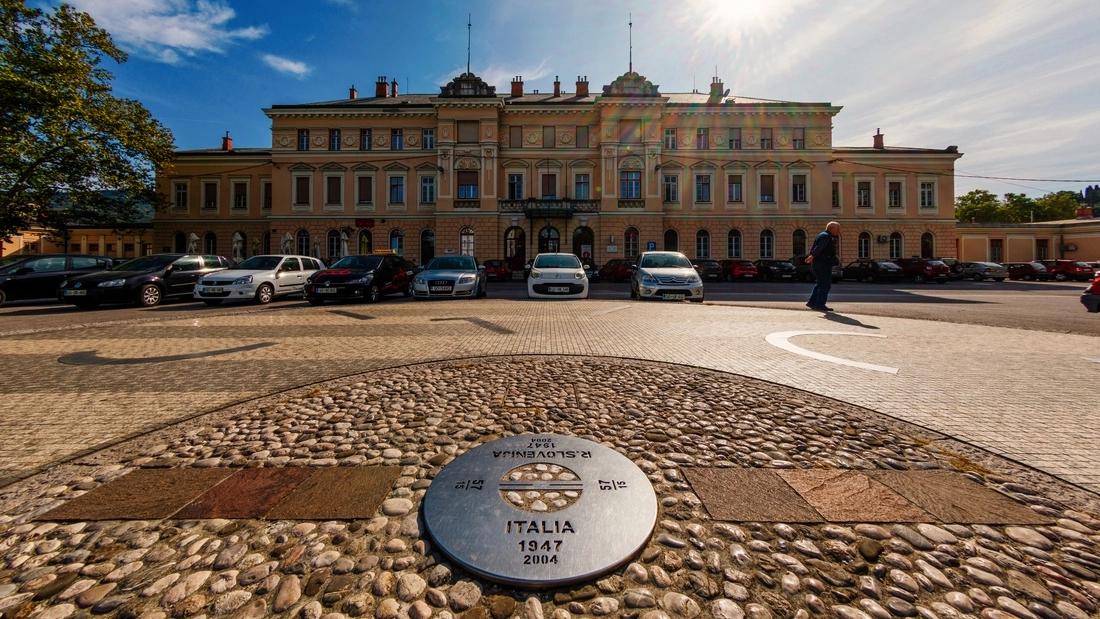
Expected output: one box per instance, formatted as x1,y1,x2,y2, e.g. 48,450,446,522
958,261,1008,282
195,254,324,305
630,251,705,302
412,255,487,299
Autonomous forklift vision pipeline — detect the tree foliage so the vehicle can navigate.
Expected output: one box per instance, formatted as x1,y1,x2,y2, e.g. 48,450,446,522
0,0,175,241
955,189,1082,223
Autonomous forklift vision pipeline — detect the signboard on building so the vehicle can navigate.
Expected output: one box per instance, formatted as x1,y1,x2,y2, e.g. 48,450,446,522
647,241,657,251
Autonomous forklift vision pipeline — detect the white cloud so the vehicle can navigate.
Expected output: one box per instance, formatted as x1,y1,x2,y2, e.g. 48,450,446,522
262,54,312,78
69,0,268,63
437,59,553,93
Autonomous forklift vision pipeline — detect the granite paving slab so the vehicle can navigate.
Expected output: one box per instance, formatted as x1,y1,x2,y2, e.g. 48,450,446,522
264,466,401,520
867,469,1053,524
35,468,235,521
683,467,824,523
173,467,316,519
776,469,934,523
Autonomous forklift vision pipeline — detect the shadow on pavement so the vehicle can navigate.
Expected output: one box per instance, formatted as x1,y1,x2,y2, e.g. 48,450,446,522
821,313,880,329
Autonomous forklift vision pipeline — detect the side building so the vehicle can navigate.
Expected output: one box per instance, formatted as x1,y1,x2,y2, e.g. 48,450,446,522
153,70,962,268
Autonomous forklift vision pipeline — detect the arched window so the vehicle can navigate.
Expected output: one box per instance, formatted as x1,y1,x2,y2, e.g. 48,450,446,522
420,229,435,264
858,232,871,259
296,229,310,256
262,232,271,255
573,226,594,260
663,229,678,251
727,229,742,258
359,229,373,255
792,228,807,256
327,229,342,261
920,232,935,259
759,229,774,259
505,227,525,270
538,225,559,254
695,229,710,258
174,231,186,253
389,229,404,256
203,232,217,255
889,232,903,259
460,227,475,256
624,227,640,258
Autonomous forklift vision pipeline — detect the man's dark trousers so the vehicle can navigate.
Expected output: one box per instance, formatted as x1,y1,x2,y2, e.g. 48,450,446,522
807,261,834,308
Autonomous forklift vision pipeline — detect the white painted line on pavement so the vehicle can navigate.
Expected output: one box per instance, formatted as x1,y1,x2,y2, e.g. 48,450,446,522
591,305,633,316
765,330,899,374
1086,357,1100,364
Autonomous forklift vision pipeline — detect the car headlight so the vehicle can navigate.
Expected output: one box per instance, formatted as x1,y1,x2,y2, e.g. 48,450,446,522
687,273,701,283
530,269,542,280
458,275,475,284
233,275,253,285
414,276,425,284
641,272,658,284
98,278,125,287
347,274,373,284
574,271,585,280
59,279,68,288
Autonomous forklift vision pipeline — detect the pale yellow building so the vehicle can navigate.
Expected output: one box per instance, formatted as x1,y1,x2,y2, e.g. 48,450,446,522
1,225,153,259
957,214,1100,263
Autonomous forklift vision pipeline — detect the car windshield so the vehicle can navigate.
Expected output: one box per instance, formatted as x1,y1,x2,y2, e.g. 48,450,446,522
330,255,383,270
426,256,476,270
878,262,900,269
1072,261,1090,267
483,260,502,267
1030,263,1046,270
699,260,720,267
927,260,947,267
112,255,177,271
639,254,692,268
737,261,754,267
533,254,581,269
777,262,794,268
235,256,283,270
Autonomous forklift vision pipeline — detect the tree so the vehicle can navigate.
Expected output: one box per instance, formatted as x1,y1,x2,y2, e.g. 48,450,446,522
954,189,1002,223
0,0,174,242
1000,193,1038,223
1033,190,1080,222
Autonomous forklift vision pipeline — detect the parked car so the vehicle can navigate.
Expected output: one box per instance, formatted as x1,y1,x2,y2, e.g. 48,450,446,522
412,255,487,299
630,251,704,302
580,259,601,283
1004,262,1053,281
599,258,637,282
481,259,513,282
842,260,904,283
790,254,843,283
958,261,1008,282
194,254,323,305
527,253,589,299
720,260,758,281
305,253,414,305
1041,259,1095,282
935,257,965,280
58,254,231,309
894,257,950,283
1089,261,1100,279
0,254,115,306
691,258,724,282
752,259,798,282
1081,277,1100,314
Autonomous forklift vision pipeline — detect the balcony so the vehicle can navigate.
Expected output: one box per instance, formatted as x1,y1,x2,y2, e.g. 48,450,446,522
499,199,600,219
617,199,645,209
454,200,481,210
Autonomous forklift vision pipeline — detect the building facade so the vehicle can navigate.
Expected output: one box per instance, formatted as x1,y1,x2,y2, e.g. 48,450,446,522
153,70,963,268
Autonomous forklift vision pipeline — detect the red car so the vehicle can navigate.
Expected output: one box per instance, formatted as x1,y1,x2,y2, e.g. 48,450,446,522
1040,259,1094,282
599,258,637,282
720,259,758,281
481,259,513,282
1082,277,1100,314
894,258,950,283
1004,262,1053,281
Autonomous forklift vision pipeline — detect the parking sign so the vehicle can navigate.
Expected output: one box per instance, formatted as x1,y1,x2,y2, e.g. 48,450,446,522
647,241,657,251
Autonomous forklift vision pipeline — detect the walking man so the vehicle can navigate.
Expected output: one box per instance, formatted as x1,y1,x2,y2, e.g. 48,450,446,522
804,221,841,311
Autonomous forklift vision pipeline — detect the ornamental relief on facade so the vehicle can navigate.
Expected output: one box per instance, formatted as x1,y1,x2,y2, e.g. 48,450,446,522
619,156,643,170
525,132,540,145
343,135,356,147
777,131,791,147
276,135,291,148
810,132,830,147
406,134,420,147
311,135,325,147
441,127,451,138
679,134,692,148
485,127,493,138
714,134,726,146
455,157,480,170
374,134,388,147
743,132,758,146
559,132,574,145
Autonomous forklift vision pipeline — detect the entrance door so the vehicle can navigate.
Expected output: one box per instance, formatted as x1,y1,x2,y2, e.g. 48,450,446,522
505,227,525,270
572,226,594,261
538,225,559,254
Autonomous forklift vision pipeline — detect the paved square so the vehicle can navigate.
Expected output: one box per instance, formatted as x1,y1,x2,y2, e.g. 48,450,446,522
36,468,235,520
683,467,823,523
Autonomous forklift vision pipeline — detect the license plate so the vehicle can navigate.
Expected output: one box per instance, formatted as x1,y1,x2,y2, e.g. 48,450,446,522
780,274,792,279
316,287,337,293
744,275,754,278
203,287,223,293
64,290,86,296
662,293,685,300
430,285,451,292
548,286,570,293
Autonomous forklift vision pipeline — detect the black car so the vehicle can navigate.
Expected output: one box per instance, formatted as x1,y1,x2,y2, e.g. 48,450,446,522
58,254,232,309
842,260,904,283
0,254,115,306
790,254,843,283
304,254,412,305
580,259,601,283
752,259,798,282
691,259,724,282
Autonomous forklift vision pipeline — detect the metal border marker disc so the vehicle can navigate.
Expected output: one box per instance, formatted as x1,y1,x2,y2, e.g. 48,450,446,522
423,434,657,588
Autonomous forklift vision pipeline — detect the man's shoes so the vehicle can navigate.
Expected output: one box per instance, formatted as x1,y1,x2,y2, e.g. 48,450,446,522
819,305,834,312
805,302,816,310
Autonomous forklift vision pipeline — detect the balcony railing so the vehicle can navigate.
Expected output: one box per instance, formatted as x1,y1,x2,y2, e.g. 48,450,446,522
499,199,600,219
617,199,645,209
454,200,481,209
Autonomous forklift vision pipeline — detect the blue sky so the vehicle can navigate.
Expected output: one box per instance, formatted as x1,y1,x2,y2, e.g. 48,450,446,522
64,0,1100,198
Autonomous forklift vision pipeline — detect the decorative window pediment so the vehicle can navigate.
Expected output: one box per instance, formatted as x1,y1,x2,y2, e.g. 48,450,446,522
502,159,530,169
722,161,750,170
618,155,644,170
569,159,596,169
353,163,378,171
454,156,480,170
384,162,410,171
289,163,315,171
321,163,347,171
690,160,716,170
754,160,781,169
658,161,684,170
416,162,441,172
787,159,814,169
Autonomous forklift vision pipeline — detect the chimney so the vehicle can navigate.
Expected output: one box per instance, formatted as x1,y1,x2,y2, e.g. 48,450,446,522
375,76,388,98
708,76,725,100
221,132,232,151
349,84,357,99
873,128,884,150
511,76,524,97
390,78,398,98
553,75,560,97
576,76,588,97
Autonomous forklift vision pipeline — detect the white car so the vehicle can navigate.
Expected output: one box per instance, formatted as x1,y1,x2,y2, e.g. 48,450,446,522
527,253,589,299
412,255,487,299
630,251,705,302
194,254,324,305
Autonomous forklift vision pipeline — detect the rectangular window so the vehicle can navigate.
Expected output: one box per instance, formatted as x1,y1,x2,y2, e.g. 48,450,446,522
509,126,522,148
294,177,310,205
888,181,902,207
696,128,709,150
329,129,341,151
831,181,840,208
793,127,805,149
326,176,341,205
458,121,478,143
359,129,372,150
990,239,1004,263
541,173,556,199
620,171,641,198
357,176,373,204
792,174,807,203
857,181,871,207
728,233,741,258
421,176,436,203
759,175,775,202
422,129,435,150
760,128,773,149
858,235,870,259
457,171,478,199
576,126,588,148
663,175,678,202
695,174,711,202
508,174,524,200
233,182,248,209
389,177,404,203
262,181,272,211
920,181,936,208
173,182,188,209
729,128,741,150
727,174,743,202
391,129,403,150
696,234,710,259
543,126,555,148
203,182,218,209
760,233,773,258
620,120,642,143
297,129,309,151
574,174,590,199
664,128,677,150
1036,239,1049,260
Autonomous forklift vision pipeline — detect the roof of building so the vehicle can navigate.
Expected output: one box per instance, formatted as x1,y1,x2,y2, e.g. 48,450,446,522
833,146,962,155
174,147,272,156
266,92,827,110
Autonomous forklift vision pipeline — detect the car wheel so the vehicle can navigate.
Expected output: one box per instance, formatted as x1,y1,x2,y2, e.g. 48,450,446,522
629,285,637,299
724,272,733,282
308,297,324,306
912,274,926,283
137,284,163,307
403,280,413,297
1021,275,1030,281
366,284,380,303
995,278,1005,282
0,289,6,307
254,283,274,304
1054,273,1067,281
203,300,223,306
74,300,99,310
476,281,486,298
970,274,983,282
